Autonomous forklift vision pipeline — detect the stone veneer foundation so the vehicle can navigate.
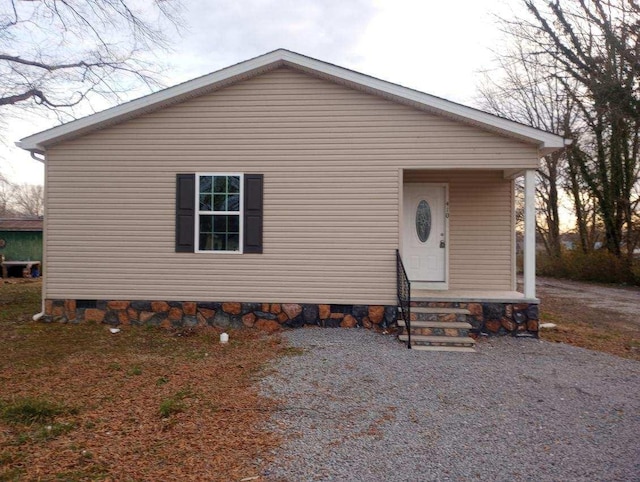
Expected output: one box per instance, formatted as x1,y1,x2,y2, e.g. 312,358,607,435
43,299,539,336
410,300,540,337
43,299,398,332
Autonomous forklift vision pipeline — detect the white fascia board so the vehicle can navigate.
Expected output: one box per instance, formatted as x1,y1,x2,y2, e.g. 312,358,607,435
17,49,567,153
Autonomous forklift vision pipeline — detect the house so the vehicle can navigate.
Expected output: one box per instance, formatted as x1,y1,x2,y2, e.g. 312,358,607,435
17,50,566,350
0,217,43,277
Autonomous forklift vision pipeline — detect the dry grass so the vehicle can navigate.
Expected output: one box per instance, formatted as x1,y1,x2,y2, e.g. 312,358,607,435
6,274,635,479
0,279,41,324
0,280,289,481
539,293,640,361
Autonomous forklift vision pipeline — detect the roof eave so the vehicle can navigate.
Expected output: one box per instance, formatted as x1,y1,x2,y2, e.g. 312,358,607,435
278,50,568,151
17,50,290,152
539,137,572,156
17,48,570,154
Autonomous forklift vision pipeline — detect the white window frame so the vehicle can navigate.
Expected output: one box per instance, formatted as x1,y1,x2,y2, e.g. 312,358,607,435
195,172,244,254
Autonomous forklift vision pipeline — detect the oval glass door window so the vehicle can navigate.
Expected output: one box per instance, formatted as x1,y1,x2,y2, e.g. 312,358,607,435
416,200,432,242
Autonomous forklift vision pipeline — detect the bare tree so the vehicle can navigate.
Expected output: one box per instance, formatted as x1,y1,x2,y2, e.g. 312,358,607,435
1,0,182,122
0,174,43,217
478,38,580,257
12,183,44,217
0,173,16,216
498,0,640,278
564,118,602,252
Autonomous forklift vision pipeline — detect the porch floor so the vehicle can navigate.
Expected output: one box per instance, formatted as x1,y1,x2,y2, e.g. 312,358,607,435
411,289,538,304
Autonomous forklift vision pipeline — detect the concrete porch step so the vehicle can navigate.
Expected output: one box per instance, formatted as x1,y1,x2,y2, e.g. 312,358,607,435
401,307,471,315
399,306,471,323
397,306,475,351
398,334,476,346
397,319,472,330
410,345,476,353
410,289,532,304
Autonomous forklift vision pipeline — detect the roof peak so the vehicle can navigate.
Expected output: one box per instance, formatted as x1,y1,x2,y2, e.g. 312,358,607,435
17,49,568,155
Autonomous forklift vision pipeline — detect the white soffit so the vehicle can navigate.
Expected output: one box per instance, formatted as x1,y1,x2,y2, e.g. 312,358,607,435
17,49,568,155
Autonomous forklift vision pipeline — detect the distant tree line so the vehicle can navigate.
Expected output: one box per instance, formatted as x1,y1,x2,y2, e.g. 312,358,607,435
0,174,43,218
480,0,639,282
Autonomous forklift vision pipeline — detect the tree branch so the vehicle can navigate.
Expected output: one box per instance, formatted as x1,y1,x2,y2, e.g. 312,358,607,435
0,54,93,72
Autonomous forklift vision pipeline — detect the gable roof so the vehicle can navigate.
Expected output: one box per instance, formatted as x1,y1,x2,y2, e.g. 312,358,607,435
0,218,43,231
17,49,568,156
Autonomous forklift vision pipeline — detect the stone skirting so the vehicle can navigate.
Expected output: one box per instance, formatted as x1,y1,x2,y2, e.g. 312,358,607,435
43,299,398,332
410,300,539,336
43,299,538,336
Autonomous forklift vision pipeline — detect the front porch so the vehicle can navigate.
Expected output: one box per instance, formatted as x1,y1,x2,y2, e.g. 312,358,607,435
396,287,541,352
413,286,540,337
397,168,539,350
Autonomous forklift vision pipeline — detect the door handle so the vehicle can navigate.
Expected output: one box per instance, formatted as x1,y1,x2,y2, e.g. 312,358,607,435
440,240,446,248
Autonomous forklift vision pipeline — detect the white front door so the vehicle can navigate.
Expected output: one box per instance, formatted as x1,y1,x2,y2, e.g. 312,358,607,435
402,183,448,287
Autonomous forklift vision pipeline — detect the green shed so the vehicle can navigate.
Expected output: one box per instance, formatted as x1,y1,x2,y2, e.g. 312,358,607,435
0,218,43,267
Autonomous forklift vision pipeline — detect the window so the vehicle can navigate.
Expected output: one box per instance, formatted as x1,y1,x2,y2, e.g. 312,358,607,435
196,173,243,252
176,173,262,254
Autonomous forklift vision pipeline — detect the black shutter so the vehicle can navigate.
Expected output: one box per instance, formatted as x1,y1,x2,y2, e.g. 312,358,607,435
175,173,195,252
244,174,263,253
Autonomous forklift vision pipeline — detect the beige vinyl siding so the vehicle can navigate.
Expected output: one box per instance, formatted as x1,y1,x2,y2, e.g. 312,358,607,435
404,170,515,291
44,67,537,304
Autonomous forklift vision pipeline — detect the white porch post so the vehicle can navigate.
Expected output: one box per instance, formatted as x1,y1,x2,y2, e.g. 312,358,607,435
523,169,536,299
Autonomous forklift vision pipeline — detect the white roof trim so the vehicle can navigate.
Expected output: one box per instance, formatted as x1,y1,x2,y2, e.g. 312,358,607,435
17,49,568,154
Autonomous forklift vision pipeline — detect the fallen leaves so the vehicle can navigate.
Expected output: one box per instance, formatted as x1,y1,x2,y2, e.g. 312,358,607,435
0,296,286,481
539,291,640,361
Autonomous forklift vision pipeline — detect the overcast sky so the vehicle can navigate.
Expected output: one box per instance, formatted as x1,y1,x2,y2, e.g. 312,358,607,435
2,0,520,185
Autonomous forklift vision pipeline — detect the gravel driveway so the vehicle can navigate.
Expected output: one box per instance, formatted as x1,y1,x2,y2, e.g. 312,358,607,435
536,276,640,322
260,329,640,481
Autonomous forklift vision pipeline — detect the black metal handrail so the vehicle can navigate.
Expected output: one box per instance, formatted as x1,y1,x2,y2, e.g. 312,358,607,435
396,249,411,349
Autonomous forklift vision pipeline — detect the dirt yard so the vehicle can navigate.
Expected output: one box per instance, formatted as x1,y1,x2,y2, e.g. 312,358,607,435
0,280,288,481
535,276,640,360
